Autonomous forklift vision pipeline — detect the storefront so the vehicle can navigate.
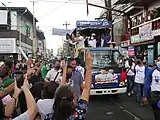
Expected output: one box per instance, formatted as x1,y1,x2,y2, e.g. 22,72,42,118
131,22,160,65
131,23,155,65
0,38,18,61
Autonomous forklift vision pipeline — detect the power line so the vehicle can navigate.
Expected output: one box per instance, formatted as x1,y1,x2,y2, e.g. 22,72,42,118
35,0,103,4
36,0,103,2
38,0,72,18
37,0,103,18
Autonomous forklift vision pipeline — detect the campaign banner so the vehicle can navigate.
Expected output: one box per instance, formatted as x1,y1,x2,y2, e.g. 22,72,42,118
139,23,153,41
76,20,112,28
52,28,73,36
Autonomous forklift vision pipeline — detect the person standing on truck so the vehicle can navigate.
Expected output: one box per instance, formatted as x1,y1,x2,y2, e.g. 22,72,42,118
101,30,111,47
134,55,148,106
74,32,85,48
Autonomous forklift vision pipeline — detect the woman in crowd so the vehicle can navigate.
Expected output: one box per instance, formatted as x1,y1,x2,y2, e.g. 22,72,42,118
0,76,37,120
37,81,59,120
52,51,92,120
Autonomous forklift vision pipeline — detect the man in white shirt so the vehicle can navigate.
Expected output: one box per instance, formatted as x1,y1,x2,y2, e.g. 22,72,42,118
143,55,160,120
45,60,61,83
135,56,148,106
75,58,85,79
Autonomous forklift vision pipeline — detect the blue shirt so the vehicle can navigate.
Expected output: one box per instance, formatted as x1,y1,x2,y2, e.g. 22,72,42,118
71,71,84,99
143,67,160,97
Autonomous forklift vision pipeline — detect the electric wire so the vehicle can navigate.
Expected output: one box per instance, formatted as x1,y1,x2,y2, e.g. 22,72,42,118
37,0,72,18
35,0,103,4
37,0,103,18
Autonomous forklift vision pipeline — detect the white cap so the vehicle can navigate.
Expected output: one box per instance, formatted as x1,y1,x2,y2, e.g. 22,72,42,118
28,54,32,58
0,62,4,67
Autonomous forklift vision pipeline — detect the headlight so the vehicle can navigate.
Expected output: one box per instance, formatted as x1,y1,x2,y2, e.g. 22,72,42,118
91,84,94,88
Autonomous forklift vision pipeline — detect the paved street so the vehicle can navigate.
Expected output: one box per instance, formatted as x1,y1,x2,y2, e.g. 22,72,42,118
87,94,154,120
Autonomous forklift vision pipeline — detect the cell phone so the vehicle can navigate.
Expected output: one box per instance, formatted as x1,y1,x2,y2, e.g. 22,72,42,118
14,74,23,80
13,71,24,88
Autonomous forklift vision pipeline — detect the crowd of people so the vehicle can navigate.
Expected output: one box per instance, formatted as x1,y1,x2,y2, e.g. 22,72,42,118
125,55,160,120
0,52,92,120
1,52,160,120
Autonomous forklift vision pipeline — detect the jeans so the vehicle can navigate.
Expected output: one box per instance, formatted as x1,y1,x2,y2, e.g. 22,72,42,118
151,103,160,120
135,83,144,103
149,91,160,120
127,75,135,93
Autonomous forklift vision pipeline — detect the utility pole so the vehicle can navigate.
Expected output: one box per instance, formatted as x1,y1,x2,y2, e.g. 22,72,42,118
107,0,112,22
30,0,37,59
63,21,70,30
63,21,70,57
104,0,113,41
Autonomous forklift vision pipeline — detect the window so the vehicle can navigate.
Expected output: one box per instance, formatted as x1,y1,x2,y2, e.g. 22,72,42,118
91,50,123,68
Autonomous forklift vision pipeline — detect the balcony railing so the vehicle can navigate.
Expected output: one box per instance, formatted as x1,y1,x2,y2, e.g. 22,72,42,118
131,17,160,36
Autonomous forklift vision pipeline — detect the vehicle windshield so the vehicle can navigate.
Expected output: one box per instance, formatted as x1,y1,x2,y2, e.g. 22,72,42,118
91,50,123,68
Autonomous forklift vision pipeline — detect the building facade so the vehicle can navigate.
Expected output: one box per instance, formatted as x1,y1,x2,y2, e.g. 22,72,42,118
114,0,160,64
36,28,47,58
0,7,38,60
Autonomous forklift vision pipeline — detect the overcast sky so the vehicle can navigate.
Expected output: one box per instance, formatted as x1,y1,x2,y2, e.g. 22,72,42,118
0,0,105,54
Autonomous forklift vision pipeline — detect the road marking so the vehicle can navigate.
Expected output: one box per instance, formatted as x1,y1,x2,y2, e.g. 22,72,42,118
123,110,140,120
111,98,141,120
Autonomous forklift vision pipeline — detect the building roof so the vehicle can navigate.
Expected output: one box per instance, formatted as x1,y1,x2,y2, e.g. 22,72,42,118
0,7,38,22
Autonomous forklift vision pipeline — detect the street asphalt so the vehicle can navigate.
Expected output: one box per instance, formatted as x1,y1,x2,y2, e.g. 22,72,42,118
86,94,154,120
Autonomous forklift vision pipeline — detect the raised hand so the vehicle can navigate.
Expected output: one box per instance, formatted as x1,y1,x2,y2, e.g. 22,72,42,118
85,51,92,69
61,60,67,69
21,77,30,91
14,78,21,97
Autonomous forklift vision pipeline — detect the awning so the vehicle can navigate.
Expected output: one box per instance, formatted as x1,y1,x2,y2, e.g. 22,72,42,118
131,40,154,46
125,6,143,16
114,0,135,5
115,0,158,6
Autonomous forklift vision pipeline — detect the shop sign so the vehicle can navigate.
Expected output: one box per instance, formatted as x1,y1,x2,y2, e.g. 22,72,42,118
0,38,16,53
121,40,130,47
152,29,160,37
139,23,153,41
158,42,160,55
148,45,154,65
131,35,140,43
128,46,135,56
